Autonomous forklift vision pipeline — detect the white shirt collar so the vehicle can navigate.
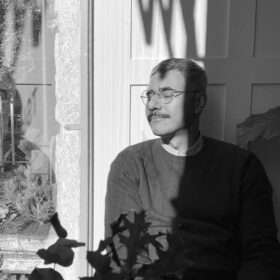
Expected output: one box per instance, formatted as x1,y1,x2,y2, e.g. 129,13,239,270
161,133,203,157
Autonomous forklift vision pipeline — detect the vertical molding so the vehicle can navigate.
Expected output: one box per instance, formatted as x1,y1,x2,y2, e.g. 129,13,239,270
252,0,258,58
85,0,94,277
94,0,132,251
228,0,256,58
54,1,84,279
54,1,81,126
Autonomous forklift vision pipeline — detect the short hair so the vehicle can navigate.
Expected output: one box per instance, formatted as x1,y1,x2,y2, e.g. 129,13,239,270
151,58,207,92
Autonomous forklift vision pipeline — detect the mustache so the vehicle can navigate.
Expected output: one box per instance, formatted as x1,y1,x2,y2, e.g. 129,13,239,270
147,112,170,121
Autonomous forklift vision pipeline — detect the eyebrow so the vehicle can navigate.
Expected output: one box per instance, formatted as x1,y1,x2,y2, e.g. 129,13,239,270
146,86,175,92
160,86,174,91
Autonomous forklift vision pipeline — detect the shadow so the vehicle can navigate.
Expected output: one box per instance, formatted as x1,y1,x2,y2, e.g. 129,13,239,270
170,146,240,279
179,0,197,57
167,99,280,278
251,136,280,241
130,2,280,278
158,0,175,58
138,0,154,45
137,0,198,58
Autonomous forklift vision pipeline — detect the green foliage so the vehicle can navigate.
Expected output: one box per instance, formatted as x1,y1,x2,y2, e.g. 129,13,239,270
3,165,55,229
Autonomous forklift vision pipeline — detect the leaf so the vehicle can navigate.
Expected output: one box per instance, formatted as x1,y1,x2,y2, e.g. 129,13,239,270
119,211,151,269
110,213,127,236
30,268,64,280
98,237,113,252
50,212,68,238
136,231,164,254
37,238,85,266
86,251,125,280
237,106,280,148
93,237,122,267
55,238,86,248
101,237,121,267
87,250,111,269
137,233,190,279
37,247,74,266
87,238,121,269
84,211,190,280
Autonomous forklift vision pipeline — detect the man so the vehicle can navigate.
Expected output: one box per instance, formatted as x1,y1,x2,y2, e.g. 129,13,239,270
105,58,280,279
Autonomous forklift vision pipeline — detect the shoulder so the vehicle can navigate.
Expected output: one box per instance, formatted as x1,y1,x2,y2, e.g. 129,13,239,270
111,138,159,168
202,136,261,168
201,137,268,187
117,138,159,160
202,136,251,157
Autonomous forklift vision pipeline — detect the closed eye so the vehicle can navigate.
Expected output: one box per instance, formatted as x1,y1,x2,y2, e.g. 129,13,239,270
160,88,174,97
145,90,154,100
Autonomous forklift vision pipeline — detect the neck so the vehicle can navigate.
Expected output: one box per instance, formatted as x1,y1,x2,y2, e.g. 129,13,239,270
161,123,200,154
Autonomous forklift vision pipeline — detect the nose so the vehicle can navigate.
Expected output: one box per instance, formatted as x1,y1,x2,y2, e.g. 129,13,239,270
146,94,162,111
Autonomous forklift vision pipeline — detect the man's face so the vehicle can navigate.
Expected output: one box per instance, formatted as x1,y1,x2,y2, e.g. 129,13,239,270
146,69,194,137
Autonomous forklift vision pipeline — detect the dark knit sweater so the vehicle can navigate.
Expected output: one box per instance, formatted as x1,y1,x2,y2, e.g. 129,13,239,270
105,136,280,280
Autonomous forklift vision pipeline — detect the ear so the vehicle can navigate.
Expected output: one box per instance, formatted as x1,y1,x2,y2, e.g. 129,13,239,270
195,92,207,114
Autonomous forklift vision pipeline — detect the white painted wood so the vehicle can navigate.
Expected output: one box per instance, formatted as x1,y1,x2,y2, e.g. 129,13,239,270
79,0,92,276
252,85,280,114
94,0,132,249
254,0,280,57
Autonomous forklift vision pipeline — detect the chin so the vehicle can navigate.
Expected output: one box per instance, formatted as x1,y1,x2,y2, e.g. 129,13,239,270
150,128,173,137
150,125,188,140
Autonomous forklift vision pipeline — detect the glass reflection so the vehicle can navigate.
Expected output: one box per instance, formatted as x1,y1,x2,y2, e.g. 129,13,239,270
0,0,57,276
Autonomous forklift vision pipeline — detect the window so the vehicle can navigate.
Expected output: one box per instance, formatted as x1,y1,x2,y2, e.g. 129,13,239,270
0,1,92,279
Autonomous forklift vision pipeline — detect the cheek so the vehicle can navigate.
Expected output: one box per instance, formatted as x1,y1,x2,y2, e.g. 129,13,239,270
171,98,196,126
145,107,149,118
183,102,197,126
168,104,185,126
175,103,186,120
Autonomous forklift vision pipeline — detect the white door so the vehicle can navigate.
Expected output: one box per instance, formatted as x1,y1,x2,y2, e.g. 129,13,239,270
94,0,280,246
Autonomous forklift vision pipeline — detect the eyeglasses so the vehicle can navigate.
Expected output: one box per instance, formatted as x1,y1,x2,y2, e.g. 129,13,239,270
141,88,196,105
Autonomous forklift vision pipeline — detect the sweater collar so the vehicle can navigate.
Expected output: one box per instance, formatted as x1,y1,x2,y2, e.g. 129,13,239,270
160,133,203,157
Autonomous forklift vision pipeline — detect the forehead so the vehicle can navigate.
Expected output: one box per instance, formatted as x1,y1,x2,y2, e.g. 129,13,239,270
149,69,185,90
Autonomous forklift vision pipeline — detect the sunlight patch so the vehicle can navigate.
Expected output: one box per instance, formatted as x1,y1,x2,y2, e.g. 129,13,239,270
194,0,208,58
171,0,187,58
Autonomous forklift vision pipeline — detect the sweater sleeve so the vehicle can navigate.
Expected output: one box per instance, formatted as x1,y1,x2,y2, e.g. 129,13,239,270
105,150,142,239
237,154,280,280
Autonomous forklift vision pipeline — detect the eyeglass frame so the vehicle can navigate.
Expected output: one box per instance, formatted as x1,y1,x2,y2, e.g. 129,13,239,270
140,88,200,105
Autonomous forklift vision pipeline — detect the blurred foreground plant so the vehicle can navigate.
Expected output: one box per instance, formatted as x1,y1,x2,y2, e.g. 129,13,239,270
30,211,189,280
81,211,189,280
29,212,85,280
